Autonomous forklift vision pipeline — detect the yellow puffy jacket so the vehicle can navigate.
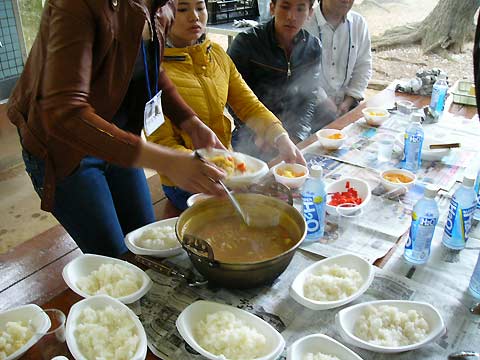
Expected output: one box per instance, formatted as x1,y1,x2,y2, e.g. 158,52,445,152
147,39,286,186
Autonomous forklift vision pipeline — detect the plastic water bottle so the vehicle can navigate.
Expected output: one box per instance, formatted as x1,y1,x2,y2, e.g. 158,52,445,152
429,73,449,117
401,113,424,172
404,184,439,264
302,165,327,241
442,175,477,250
473,170,480,221
469,253,480,300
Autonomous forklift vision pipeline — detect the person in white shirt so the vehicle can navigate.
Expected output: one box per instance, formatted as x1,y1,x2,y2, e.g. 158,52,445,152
304,0,372,116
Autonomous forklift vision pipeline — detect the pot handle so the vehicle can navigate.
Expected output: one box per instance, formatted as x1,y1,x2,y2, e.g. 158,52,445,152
182,233,217,263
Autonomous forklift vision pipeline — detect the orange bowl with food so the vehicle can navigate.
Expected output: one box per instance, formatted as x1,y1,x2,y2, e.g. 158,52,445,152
317,129,347,150
271,163,309,189
380,169,416,192
362,107,390,126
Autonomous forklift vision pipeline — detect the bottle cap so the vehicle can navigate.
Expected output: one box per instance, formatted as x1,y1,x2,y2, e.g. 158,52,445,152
410,112,424,123
424,184,438,199
463,175,475,187
310,164,323,178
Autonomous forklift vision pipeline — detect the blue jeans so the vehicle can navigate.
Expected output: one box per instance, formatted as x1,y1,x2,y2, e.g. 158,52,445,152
22,150,155,257
162,185,192,211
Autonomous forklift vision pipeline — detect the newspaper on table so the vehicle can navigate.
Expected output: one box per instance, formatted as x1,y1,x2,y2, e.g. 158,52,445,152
137,251,480,360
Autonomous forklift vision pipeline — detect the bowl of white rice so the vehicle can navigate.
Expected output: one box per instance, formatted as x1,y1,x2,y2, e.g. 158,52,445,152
124,217,183,258
62,254,152,304
0,304,50,360
335,300,446,353
289,254,374,310
176,300,285,360
65,295,147,360
287,334,363,360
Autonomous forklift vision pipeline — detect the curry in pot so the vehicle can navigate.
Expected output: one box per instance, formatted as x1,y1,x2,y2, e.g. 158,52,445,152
191,216,295,263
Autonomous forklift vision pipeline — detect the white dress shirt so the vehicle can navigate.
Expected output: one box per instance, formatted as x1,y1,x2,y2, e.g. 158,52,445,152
304,2,372,105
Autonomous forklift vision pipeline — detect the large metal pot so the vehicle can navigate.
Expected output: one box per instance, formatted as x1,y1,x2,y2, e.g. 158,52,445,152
175,193,306,288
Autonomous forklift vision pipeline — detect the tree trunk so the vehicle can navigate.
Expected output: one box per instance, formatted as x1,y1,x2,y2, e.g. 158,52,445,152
372,0,479,53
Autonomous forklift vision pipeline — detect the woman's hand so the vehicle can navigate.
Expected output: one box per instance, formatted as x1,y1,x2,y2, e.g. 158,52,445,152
180,116,226,150
135,141,226,195
275,134,306,165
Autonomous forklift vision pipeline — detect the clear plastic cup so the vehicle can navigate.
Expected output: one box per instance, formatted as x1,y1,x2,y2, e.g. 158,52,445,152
377,134,395,163
33,309,69,360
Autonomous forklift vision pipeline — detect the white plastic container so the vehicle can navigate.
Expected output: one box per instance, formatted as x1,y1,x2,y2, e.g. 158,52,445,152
0,304,51,360
325,177,371,215
65,295,147,360
317,129,347,150
362,107,390,126
124,217,184,257
176,300,285,360
271,162,309,189
62,254,152,304
287,334,363,360
335,300,445,353
290,253,374,311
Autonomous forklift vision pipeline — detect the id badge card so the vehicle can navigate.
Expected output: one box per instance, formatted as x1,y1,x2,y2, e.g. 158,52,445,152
144,90,164,136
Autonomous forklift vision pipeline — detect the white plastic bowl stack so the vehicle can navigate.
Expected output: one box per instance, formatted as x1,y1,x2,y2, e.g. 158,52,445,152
124,217,184,257
62,254,152,304
271,162,309,189
335,300,446,353
289,254,375,311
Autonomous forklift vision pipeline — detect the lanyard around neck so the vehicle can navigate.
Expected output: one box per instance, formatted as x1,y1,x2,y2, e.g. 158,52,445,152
141,41,159,100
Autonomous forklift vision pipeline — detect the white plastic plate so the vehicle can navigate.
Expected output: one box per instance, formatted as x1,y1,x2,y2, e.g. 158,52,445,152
0,304,51,360
336,300,446,353
124,217,183,258
197,148,269,187
290,253,374,311
62,254,152,304
65,295,147,360
287,333,363,360
176,300,285,360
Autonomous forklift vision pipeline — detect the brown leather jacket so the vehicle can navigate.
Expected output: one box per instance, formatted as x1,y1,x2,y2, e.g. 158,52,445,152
7,0,195,210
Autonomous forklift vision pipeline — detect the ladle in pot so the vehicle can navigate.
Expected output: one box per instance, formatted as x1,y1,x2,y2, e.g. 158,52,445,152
218,179,251,226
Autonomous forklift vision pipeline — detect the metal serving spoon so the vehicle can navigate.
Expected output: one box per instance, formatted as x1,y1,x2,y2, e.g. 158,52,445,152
218,179,251,226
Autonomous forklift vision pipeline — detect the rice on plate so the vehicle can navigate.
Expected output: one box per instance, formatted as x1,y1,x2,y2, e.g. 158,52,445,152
354,305,429,347
0,321,33,359
194,310,266,360
136,225,178,250
303,264,363,302
76,263,142,298
303,353,340,360
75,305,139,360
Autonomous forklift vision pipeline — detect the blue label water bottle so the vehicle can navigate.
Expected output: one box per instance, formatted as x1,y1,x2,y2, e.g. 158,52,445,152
302,165,326,241
401,113,424,173
429,73,448,117
442,175,477,250
474,170,480,221
469,253,480,300
404,185,439,264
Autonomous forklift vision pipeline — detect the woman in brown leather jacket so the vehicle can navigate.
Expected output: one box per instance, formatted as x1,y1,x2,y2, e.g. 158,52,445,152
7,0,226,257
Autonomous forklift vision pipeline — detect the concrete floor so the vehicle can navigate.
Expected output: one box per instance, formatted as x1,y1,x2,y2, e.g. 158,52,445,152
0,104,58,254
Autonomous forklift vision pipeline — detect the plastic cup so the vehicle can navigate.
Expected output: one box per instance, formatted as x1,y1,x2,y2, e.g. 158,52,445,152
377,134,395,163
335,203,363,239
32,309,69,360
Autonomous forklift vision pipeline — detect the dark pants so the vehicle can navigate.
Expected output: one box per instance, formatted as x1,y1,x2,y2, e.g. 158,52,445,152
22,150,155,257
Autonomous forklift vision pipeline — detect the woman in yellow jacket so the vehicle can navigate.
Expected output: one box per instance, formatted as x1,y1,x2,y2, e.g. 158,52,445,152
147,0,305,210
